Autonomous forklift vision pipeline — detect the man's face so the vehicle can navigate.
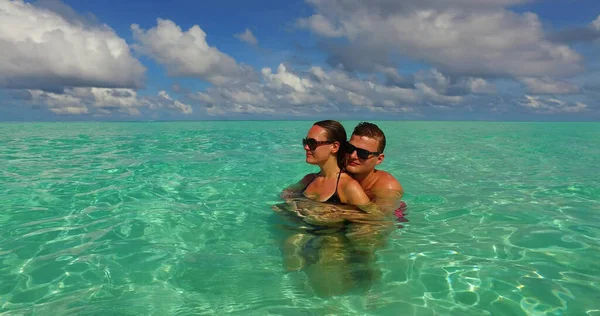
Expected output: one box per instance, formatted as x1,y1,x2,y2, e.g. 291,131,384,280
345,134,383,175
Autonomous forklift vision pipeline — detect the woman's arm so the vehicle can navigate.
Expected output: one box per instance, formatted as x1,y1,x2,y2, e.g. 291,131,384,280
341,176,391,216
341,177,371,206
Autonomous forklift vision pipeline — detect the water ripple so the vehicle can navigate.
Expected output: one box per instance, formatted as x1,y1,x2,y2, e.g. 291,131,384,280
1,121,599,315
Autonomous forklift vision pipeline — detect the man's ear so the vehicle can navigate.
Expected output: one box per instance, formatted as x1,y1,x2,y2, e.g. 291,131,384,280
376,153,384,165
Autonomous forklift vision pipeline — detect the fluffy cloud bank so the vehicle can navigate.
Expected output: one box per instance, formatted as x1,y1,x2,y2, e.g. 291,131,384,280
520,95,588,114
132,19,258,85
297,0,583,79
0,0,195,117
519,77,580,94
191,63,495,115
1,0,597,119
18,88,192,116
0,0,145,91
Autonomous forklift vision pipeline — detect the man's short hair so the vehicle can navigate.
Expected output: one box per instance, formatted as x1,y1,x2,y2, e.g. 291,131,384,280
352,122,386,153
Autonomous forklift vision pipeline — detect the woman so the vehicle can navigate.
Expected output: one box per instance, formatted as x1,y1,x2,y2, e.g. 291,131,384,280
282,120,371,206
276,120,371,291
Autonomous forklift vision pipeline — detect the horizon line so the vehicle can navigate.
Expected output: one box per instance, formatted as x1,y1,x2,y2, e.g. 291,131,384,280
1,119,599,123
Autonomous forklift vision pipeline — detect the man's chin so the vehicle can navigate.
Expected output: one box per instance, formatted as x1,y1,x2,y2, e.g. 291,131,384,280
345,165,359,174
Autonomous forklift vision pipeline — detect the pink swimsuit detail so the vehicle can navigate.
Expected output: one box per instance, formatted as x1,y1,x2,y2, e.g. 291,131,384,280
394,201,408,223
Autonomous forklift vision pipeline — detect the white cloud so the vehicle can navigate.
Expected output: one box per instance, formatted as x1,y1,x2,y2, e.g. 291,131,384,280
84,88,139,108
415,83,463,105
520,95,588,114
372,85,418,102
593,15,600,31
347,91,373,106
26,88,192,115
466,78,496,94
224,89,268,105
262,64,314,93
298,0,583,78
234,28,258,45
297,14,345,37
29,89,89,114
190,63,495,115
191,65,335,115
131,19,257,85
414,69,496,96
0,0,145,91
231,104,275,114
155,91,193,114
519,77,580,94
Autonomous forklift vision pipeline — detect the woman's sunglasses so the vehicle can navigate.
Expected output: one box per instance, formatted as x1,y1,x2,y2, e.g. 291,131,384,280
302,138,335,151
344,143,380,159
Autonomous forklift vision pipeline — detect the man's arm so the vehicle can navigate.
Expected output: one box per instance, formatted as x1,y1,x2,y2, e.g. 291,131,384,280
298,203,390,225
365,171,404,214
351,171,403,218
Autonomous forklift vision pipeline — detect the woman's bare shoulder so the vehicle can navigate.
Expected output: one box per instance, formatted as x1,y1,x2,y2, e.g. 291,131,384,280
300,173,318,184
339,172,361,188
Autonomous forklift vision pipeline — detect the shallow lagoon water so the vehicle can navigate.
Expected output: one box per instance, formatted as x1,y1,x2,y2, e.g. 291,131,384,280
1,121,599,315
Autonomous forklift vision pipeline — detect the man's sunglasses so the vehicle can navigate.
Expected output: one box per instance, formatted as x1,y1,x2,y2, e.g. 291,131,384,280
302,138,335,150
344,143,380,159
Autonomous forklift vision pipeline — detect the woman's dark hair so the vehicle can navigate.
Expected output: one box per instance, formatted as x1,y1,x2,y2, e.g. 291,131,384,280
313,120,348,169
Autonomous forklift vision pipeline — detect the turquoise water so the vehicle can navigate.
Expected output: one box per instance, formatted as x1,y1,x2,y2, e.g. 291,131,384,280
1,121,599,315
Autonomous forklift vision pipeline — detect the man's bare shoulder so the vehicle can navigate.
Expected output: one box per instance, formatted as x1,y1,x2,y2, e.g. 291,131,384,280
373,170,403,192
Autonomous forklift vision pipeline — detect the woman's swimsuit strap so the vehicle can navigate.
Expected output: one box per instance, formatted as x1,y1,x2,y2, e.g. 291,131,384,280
302,172,342,203
326,172,342,203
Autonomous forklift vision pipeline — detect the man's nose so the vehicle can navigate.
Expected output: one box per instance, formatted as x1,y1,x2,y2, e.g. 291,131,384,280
348,149,358,159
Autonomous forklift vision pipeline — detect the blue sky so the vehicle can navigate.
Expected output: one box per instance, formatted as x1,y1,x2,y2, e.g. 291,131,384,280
1,0,599,121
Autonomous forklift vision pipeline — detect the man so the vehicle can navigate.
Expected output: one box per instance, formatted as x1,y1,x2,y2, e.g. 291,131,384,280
344,121,404,216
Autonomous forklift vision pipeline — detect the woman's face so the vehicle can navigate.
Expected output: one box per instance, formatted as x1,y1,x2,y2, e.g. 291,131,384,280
303,125,337,165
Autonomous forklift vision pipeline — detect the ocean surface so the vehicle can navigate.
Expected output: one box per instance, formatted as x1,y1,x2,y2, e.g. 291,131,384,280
0,121,599,315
